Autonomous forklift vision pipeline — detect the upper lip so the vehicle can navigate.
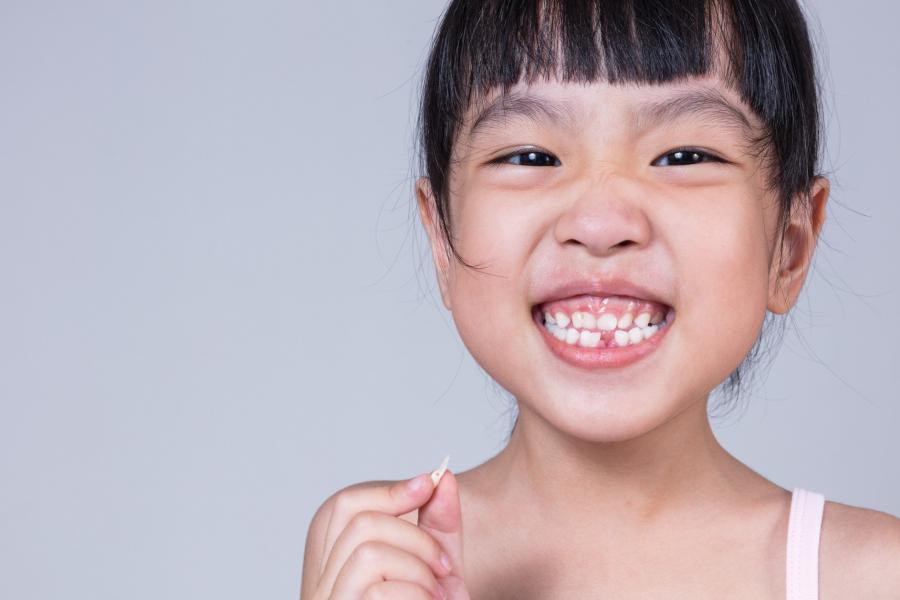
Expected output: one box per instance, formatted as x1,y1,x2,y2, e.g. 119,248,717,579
532,276,672,308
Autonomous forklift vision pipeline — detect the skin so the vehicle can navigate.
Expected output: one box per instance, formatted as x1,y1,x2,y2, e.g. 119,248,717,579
300,75,900,599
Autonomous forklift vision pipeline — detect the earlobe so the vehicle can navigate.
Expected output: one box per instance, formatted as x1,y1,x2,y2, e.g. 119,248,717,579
767,177,830,314
415,177,453,311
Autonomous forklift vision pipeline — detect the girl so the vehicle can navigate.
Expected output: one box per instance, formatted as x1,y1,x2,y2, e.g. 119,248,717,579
302,1,900,598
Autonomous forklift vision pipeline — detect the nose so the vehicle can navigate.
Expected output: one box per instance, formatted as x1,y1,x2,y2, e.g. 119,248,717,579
553,173,652,257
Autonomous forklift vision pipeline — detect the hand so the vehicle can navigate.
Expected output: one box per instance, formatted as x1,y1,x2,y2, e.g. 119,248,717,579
310,467,470,600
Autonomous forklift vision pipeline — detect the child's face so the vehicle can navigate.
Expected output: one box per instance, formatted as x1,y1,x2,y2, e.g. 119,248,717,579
417,75,827,442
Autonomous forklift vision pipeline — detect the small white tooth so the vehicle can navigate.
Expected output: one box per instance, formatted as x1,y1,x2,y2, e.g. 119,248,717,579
544,311,556,325
643,325,658,339
553,326,567,341
571,311,583,329
597,313,618,331
431,454,450,487
545,322,558,333
581,312,596,330
554,312,570,328
617,312,633,330
628,327,643,344
634,312,651,328
578,330,594,347
565,327,579,345
614,330,629,347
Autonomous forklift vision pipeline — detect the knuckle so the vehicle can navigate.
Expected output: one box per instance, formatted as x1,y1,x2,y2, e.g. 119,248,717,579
360,583,389,600
362,582,431,600
350,539,382,564
330,489,353,517
346,510,379,535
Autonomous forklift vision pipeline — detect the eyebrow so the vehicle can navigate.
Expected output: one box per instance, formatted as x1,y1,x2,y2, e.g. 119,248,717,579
633,88,759,145
465,87,759,146
466,91,578,142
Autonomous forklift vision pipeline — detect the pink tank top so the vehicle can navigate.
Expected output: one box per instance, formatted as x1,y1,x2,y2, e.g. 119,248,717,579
785,487,826,600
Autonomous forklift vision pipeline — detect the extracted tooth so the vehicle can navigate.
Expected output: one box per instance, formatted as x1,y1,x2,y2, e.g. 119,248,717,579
554,312,570,328
565,327,579,345
614,330,629,347
643,325,658,339
578,330,601,348
544,311,556,325
581,312,596,330
431,454,450,487
571,311,583,329
634,312,651,328
553,326,567,341
617,312,633,330
628,327,643,344
598,313,618,331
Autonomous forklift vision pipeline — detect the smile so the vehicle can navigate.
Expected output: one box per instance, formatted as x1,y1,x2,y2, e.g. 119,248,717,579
532,294,675,369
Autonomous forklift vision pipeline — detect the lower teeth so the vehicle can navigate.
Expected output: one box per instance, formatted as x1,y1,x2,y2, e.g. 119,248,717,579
541,313,669,348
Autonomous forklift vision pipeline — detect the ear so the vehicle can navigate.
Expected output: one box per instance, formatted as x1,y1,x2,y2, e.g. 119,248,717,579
767,176,830,314
416,177,453,311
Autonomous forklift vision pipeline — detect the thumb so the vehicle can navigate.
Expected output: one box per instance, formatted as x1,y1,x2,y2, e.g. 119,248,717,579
417,468,465,579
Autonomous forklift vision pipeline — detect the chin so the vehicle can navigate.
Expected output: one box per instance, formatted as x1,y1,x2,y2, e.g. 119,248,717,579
529,382,693,444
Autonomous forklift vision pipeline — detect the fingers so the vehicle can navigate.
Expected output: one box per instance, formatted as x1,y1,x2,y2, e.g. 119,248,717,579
318,510,452,595
329,541,446,600
322,473,436,565
417,469,465,579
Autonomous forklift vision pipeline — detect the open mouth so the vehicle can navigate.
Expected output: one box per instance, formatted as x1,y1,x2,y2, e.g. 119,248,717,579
532,294,675,368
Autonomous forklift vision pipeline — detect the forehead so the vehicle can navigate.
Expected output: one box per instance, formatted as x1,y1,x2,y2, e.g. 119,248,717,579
459,76,765,148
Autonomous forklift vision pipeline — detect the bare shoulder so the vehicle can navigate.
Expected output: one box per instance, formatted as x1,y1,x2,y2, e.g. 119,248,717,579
820,499,900,598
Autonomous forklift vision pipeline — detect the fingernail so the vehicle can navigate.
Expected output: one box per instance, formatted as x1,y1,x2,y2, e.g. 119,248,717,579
439,551,452,574
405,473,427,493
433,582,448,600
430,454,450,487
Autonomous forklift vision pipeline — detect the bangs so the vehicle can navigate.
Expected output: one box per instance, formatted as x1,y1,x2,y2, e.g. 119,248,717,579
432,0,739,129
418,0,821,246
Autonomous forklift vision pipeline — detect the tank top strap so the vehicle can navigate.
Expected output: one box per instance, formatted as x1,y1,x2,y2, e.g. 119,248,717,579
785,487,826,600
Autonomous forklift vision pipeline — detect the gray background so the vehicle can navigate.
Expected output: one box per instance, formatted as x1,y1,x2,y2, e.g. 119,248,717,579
1,1,897,598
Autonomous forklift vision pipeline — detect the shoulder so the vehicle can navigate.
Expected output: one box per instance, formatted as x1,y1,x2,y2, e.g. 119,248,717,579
819,498,900,598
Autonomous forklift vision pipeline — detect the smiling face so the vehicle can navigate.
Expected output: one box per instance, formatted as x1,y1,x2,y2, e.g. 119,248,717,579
417,75,828,443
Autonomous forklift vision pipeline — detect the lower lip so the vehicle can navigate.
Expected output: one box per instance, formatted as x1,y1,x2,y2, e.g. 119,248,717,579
532,307,674,370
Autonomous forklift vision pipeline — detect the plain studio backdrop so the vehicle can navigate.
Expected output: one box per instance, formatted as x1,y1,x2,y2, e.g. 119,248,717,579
1,1,898,598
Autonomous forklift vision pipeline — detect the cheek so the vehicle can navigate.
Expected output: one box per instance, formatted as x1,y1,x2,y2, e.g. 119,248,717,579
445,191,540,369
675,197,771,378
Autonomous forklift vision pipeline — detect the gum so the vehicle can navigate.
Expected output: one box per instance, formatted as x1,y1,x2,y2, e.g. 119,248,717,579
540,294,668,322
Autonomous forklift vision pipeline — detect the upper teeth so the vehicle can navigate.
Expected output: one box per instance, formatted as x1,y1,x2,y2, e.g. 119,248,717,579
540,308,669,347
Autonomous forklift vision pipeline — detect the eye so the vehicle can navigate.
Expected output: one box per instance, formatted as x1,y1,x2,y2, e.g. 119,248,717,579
652,148,723,167
491,150,561,167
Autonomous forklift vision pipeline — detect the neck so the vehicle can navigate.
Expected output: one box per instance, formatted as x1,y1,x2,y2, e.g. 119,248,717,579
481,397,749,526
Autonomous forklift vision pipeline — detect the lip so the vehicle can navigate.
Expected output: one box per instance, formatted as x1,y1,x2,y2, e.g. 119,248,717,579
532,306,674,369
532,276,671,308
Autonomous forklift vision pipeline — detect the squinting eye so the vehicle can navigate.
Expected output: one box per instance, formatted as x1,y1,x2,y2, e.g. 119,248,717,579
492,150,561,167
653,149,722,167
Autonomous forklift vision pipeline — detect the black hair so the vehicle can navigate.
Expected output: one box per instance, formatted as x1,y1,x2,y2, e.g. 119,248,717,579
414,0,826,425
